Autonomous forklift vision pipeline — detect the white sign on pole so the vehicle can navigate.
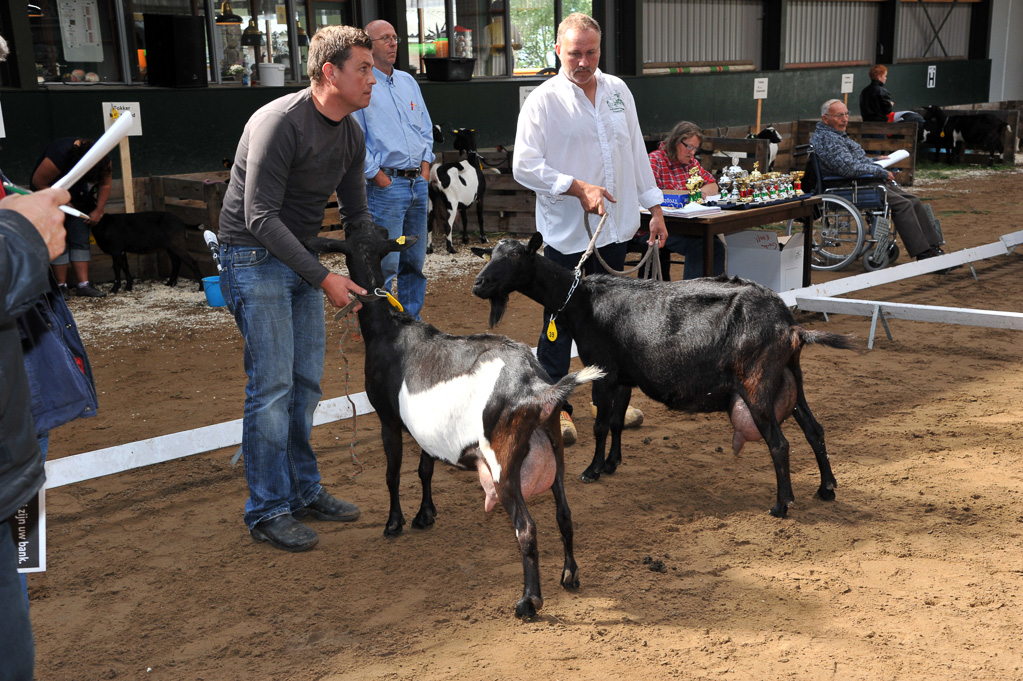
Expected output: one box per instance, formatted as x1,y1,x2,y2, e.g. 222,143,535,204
753,78,769,100
520,85,538,109
102,102,143,136
841,73,854,94
926,65,937,88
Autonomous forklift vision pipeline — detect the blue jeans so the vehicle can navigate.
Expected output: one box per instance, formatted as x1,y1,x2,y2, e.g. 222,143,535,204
219,245,326,529
537,241,627,415
652,233,726,280
50,214,91,265
366,176,429,320
2,515,35,681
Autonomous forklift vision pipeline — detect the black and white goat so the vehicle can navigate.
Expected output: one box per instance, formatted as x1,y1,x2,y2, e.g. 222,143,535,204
471,234,857,519
305,224,603,619
427,146,487,253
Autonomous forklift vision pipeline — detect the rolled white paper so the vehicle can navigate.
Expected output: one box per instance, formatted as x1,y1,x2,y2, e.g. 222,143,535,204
874,148,910,169
53,112,135,191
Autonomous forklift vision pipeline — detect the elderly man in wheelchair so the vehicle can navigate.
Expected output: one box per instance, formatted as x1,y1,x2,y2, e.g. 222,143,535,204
806,98,949,272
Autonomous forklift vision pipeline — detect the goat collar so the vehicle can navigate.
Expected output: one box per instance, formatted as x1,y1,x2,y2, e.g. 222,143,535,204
333,288,402,320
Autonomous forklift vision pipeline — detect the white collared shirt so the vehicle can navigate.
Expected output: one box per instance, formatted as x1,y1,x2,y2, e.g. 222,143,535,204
513,68,662,254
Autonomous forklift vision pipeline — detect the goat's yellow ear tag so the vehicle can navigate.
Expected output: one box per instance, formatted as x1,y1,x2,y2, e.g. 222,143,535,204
483,253,491,261
940,131,945,138
396,236,406,245
546,319,558,342
384,291,403,311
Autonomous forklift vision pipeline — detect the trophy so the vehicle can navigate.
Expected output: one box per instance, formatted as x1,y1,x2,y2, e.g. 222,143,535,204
686,166,704,204
791,170,805,195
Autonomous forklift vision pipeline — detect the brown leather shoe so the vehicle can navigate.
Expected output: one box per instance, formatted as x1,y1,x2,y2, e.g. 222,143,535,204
250,513,318,552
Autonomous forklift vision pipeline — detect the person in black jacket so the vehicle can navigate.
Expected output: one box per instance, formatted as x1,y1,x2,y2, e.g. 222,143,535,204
860,64,894,123
0,186,72,681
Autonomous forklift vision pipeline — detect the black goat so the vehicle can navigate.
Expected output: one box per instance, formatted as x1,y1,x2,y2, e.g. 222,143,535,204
921,105,1010,166
471,234,857,518
304,225,604,619
91,211,204,294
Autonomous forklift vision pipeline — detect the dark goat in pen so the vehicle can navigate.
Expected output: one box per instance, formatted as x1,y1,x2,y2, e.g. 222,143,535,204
304,224,604,618
471,234,858,518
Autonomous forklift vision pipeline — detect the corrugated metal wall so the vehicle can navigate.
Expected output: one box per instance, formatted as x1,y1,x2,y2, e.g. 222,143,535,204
896,2,971,59
786,1,879,65
642,0,762,68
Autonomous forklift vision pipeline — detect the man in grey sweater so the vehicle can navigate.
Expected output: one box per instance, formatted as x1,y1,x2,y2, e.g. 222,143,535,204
217,25,374,552
811,98,945,262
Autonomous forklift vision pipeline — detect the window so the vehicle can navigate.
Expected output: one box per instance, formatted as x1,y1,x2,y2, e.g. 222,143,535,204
405,0,592,79
30,0,125,84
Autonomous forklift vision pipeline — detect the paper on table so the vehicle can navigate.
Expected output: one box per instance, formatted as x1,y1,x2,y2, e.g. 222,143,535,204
873,148,909,169
53,112,134,191
663,202,722,218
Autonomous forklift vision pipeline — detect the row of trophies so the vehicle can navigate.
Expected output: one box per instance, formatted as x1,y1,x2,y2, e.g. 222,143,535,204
684,162,805,205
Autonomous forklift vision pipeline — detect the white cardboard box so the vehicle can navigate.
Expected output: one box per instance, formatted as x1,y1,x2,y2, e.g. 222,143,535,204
724,229,805,292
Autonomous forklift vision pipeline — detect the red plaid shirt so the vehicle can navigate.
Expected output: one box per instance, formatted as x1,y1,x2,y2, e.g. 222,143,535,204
648,145,715,191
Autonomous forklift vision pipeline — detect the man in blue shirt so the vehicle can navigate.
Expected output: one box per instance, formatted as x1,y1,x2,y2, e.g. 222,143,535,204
353,20,435,320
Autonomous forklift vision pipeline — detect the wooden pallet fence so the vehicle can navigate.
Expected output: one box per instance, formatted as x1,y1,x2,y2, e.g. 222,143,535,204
794,119,918,185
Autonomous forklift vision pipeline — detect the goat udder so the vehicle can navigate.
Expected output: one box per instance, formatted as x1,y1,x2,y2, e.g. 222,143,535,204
476,431,557,512
728,370,797,454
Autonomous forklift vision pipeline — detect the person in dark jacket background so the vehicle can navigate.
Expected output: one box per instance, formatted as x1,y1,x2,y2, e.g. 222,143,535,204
0,186,73,681
860,64,895,123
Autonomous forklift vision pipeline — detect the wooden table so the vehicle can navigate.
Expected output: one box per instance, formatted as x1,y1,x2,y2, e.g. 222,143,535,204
645,196,822,288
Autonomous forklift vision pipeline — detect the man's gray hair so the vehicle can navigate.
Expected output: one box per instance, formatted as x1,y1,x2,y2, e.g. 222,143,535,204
820,99,843,117
556,12,601,45
307,25,372,83
0,35,9,62
662,121,703,163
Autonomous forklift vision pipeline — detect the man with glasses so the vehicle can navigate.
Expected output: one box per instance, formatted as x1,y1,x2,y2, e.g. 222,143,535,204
811,98,947,264
638,120,726,280
217,25,373,553
353,19,435,320
513,13,667,444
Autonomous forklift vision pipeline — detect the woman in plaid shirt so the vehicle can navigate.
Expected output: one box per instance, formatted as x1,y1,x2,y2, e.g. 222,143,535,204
636,121,726,280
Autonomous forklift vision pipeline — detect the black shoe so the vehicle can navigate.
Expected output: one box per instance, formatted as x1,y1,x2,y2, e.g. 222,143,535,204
58,285,70,299
916,248,941,261
250,513,318,552
293,489,361,522
75,283,106,298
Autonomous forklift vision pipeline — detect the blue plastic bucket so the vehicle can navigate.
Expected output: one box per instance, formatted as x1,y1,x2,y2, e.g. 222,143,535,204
202,276,226,307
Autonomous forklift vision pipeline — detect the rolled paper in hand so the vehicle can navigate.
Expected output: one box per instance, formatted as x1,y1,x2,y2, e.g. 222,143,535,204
53,112,135,191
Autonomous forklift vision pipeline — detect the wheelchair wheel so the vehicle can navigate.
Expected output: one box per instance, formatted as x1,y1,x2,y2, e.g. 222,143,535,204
807,195,866,271
862,243,899,271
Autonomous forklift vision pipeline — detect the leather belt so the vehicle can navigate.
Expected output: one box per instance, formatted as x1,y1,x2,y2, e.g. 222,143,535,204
381,167,421,178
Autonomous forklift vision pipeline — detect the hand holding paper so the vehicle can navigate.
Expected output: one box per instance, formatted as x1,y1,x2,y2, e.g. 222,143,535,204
874,149,909,169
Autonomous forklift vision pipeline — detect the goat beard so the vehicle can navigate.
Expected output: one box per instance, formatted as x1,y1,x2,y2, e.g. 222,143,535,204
487,295,509,328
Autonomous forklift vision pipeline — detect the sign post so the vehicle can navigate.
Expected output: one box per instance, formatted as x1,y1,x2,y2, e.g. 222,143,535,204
753,77,769,134
102,102,143,213
841,73,854,107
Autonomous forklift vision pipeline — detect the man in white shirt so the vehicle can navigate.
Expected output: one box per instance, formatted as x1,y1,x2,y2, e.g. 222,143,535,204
513,12,666,443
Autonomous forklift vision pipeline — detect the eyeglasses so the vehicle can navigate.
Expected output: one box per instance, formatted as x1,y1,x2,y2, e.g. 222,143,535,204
827,112,850,119
372,35,401,45
680,142,699,152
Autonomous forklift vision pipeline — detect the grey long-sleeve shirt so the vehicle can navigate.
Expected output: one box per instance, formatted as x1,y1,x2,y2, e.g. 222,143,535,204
218,88,371,286
809,121,889,182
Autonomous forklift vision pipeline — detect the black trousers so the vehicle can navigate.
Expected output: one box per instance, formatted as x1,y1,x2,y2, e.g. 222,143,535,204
887,184,941,257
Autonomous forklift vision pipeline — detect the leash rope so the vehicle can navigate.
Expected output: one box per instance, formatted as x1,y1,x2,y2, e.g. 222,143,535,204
337,314,364,479
581,212,664,280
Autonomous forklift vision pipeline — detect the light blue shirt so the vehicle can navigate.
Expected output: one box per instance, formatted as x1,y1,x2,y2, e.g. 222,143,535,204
353,65,435,179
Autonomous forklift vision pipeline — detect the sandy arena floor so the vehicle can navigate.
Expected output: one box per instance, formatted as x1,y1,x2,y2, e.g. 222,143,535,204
31,165,1023,681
